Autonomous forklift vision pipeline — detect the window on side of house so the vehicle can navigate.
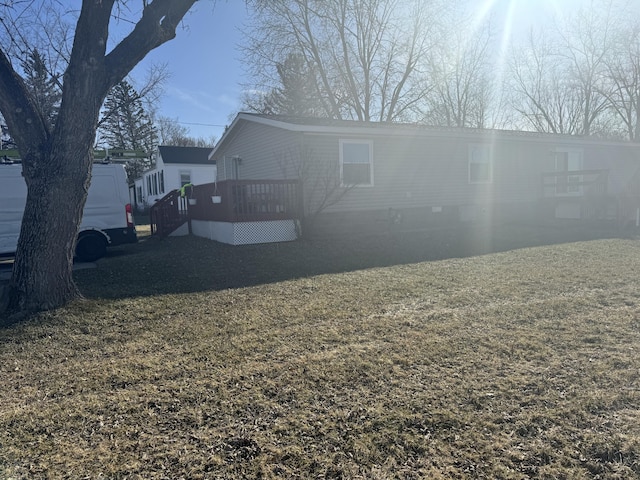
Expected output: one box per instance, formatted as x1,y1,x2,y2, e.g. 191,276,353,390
146,176,152,195
340,139,373,186
159,170,165,194
468,144,493,184
180,170,191,187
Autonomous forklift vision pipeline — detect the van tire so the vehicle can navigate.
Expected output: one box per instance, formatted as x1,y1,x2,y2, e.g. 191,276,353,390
76,233,107,262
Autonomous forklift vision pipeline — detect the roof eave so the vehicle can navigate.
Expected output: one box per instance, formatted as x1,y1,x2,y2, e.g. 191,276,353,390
210,113,640,150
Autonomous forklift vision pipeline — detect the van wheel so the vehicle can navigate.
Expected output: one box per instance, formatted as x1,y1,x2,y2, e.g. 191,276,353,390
76,234,107,262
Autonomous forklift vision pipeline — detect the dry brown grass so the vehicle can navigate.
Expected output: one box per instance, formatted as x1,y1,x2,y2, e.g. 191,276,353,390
1,225,639,478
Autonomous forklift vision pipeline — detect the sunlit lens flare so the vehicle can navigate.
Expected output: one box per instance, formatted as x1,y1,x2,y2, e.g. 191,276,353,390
469,0,500,35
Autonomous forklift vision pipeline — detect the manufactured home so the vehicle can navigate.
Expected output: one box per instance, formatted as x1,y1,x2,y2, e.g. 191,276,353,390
151,113,640,243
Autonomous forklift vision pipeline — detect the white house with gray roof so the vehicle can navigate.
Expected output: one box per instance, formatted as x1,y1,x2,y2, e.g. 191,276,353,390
133,145,216,211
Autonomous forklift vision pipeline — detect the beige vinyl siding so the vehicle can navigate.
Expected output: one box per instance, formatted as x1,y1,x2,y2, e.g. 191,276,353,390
212,122,302,181
301,133,562,214
213,117,640,218
582,143,640,196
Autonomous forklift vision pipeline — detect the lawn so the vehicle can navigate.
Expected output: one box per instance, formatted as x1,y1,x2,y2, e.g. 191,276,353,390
0,225,639,478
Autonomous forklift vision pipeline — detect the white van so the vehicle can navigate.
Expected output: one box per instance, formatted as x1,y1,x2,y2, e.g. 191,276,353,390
0,161,137,262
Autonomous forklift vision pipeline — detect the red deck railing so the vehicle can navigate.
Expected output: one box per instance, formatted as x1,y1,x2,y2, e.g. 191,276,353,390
149,189,190,237
150,180,302,236
188,180,302,223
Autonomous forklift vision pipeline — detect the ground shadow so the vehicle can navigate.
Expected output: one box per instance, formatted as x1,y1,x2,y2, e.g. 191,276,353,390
74,222,631,301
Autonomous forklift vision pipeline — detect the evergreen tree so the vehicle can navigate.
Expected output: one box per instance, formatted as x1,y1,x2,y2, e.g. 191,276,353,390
99,80,157,181
246,53,327,117
21,49,61,129
100,80,157,151
266,54,325,116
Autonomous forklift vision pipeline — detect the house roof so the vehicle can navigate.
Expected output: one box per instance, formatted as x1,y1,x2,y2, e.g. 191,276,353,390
158,146,214,165
211,112,640,158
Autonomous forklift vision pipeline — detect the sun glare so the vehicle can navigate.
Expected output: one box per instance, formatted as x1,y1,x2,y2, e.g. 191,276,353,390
466,0,569,108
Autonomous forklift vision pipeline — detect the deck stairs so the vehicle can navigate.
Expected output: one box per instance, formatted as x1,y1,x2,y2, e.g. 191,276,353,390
150,190,190,237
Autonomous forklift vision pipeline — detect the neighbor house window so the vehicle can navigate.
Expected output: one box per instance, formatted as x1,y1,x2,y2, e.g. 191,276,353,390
180,171,191,187
159,170,165,194
340,139,373,186
468,144,493,184
146,176,152,195
554,148,583,195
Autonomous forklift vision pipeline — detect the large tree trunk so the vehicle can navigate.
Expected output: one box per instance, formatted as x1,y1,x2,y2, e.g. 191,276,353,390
5,146,93,315
0,0,197,321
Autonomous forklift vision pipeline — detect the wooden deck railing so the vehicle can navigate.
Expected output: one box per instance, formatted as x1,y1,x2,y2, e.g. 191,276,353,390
150,180,301,237
541,169,609,197
149,189,189,237
188,180,302,223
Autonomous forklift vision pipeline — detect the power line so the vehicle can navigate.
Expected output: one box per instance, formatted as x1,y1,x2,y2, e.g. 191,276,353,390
175,121,227,127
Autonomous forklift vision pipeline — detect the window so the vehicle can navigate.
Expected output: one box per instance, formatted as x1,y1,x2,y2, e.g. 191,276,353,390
468,144,492,184
180,171,191,187
146,176,152,195
554,149,583,195
340,139,373,186
159,170,165,194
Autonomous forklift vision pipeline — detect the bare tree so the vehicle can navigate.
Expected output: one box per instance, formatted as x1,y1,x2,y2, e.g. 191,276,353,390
508,2,616,136
244,0,442,122
509,32,584,134
153,115,215,147
602,20,640,141
276,145,354,238
557,2,614,136
422,21,494,128
0,0,197,319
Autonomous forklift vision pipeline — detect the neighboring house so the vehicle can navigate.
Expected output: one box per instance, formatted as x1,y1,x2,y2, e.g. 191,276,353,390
206,113,640,237
133,145,215,211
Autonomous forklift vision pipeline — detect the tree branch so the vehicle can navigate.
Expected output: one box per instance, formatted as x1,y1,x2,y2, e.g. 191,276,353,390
0,48,49,157
104,0,196,91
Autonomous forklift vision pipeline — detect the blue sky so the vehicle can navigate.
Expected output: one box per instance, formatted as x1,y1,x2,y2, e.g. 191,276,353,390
131,1,250,142
127,0,608,143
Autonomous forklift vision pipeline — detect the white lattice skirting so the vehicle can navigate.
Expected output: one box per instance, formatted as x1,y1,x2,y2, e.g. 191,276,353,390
191,219,298,245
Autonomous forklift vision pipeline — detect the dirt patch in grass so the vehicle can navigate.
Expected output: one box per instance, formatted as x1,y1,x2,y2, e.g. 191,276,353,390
1,226,639,478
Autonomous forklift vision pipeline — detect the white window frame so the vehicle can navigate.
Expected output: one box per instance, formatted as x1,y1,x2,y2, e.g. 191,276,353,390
468,144,493,184
339,139,374,187
179,170,192,187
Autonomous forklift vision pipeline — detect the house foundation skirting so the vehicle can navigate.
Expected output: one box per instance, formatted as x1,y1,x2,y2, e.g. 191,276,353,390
304,202,545,238
191,219,298,245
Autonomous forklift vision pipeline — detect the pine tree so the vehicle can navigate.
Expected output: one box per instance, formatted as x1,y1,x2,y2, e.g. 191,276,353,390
99,80,157,181
100,80,157,151
21,49,61,128
249,53,327,117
